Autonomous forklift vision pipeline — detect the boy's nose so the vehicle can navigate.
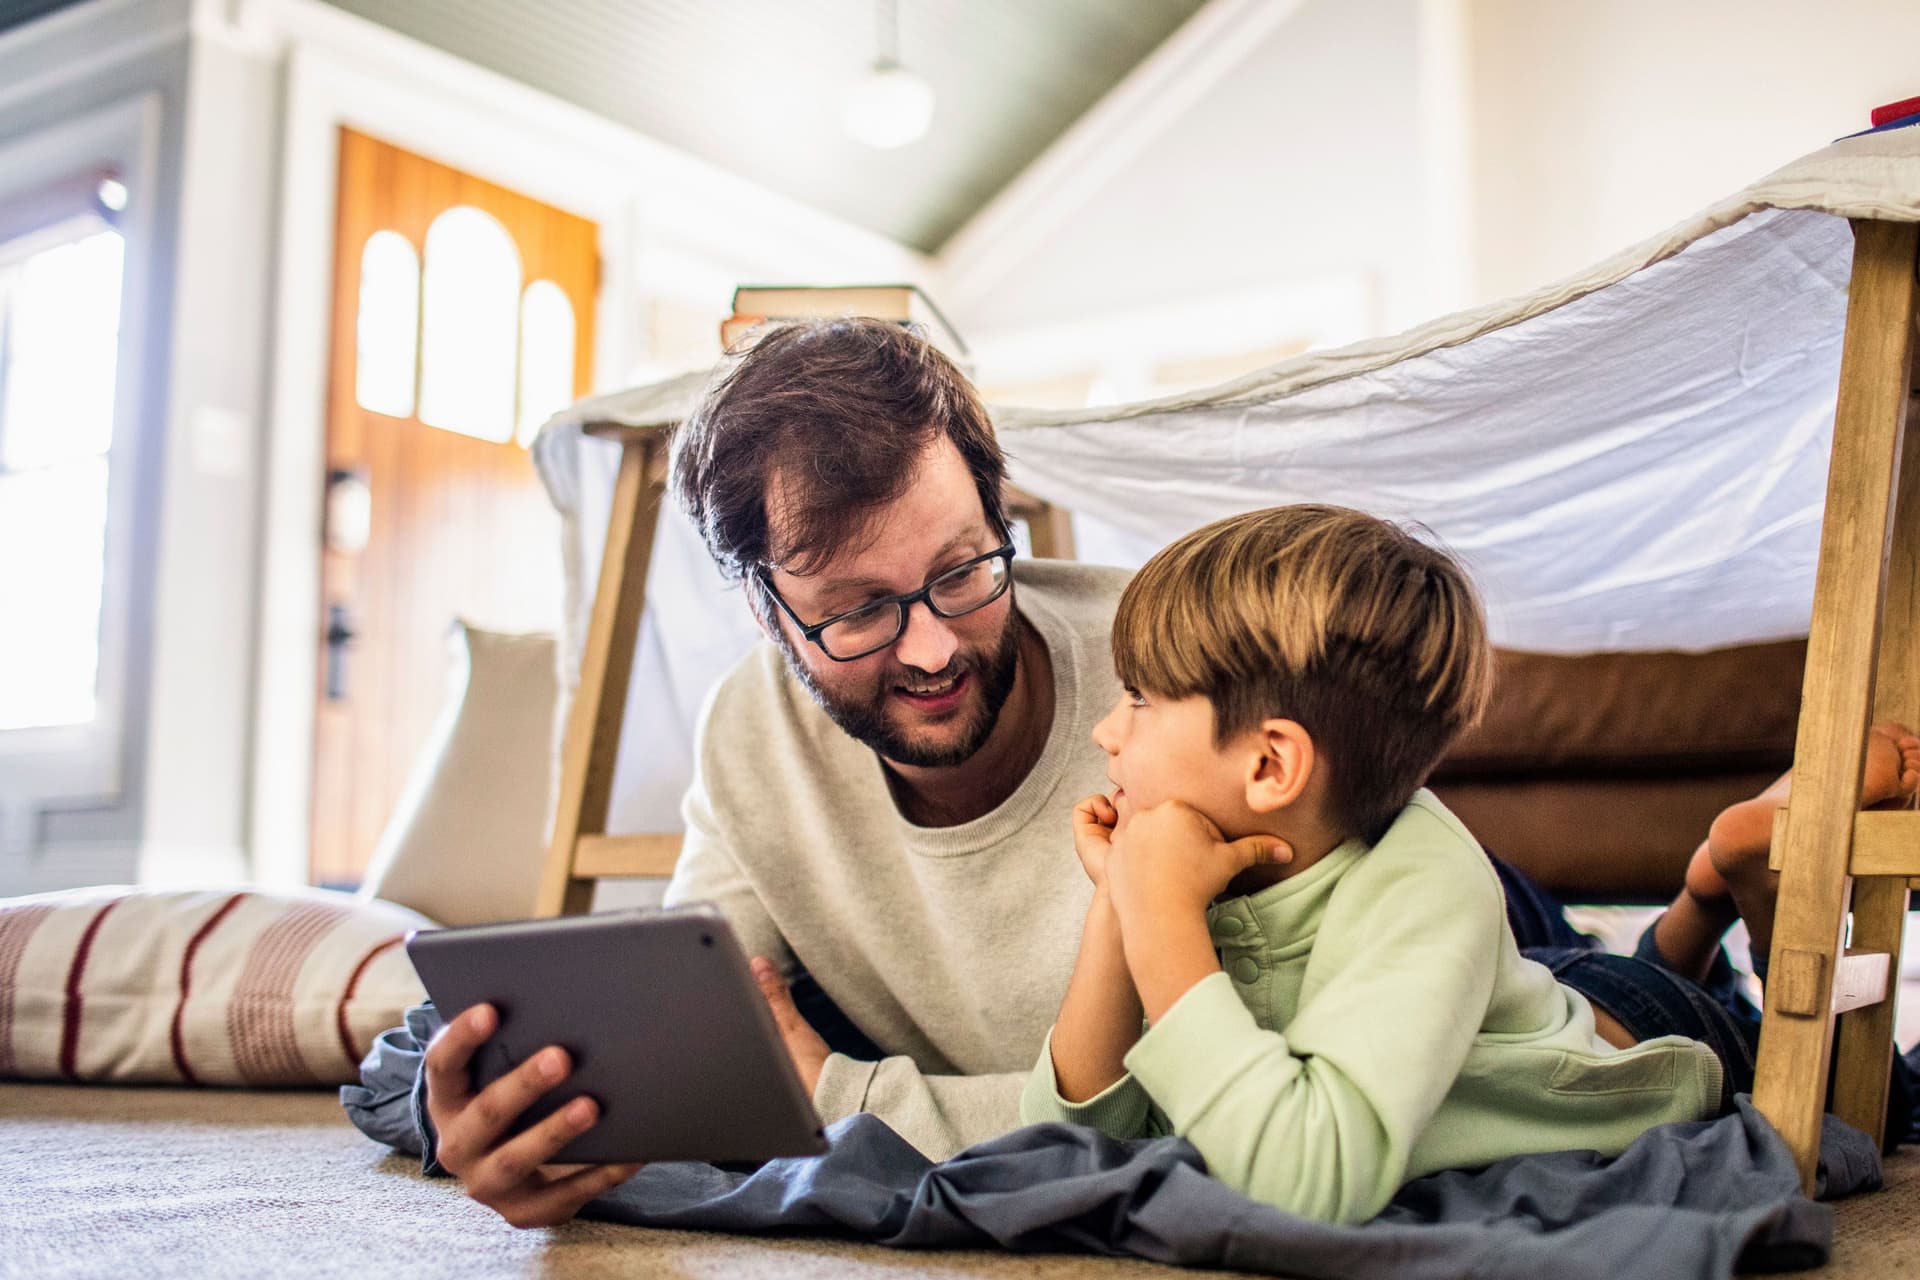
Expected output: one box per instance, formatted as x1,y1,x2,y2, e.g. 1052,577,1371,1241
1091,703,1122,754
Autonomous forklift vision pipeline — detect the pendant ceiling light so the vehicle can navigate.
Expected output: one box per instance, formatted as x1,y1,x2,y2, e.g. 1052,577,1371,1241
843,0,934,150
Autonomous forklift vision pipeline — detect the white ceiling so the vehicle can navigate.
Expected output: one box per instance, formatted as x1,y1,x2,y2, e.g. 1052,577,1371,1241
309,0,1212,252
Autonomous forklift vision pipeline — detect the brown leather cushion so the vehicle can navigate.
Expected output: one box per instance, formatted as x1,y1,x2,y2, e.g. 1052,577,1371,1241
1435,639,1806,781
1431,773,1784,902
1427,639,1807,902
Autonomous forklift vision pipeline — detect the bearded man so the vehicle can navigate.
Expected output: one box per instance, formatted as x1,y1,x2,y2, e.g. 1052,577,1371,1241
424,319,1131,1225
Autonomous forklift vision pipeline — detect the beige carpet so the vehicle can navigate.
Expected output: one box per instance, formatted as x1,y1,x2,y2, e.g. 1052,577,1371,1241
0,1084,1268,1280
3,1081,1916,1279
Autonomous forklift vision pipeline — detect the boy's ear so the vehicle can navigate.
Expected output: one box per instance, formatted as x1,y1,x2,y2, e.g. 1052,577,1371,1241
1243,719,1315,814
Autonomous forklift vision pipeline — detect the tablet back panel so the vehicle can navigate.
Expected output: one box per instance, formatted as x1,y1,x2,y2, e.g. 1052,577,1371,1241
407,907,828,1164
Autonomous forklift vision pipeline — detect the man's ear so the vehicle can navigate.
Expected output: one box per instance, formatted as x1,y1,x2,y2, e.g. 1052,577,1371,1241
1243,719,1315,815
744,582,777,643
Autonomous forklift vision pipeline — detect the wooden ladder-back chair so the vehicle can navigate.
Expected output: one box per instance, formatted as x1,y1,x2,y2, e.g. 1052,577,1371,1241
532,425,1074,917
1751,217,1920,1191
536,221,1919,1193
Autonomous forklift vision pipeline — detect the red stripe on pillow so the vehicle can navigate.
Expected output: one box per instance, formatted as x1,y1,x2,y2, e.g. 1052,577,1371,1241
0,904,59,1077
334,934,403,1073
227,902,349,1085
59,898,122,1080
169,893,248,1085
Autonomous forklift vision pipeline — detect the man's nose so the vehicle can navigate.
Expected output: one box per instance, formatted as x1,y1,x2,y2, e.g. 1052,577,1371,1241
893,600,960,673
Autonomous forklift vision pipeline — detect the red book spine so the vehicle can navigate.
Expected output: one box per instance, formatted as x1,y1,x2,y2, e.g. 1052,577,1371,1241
1871,95,1920,127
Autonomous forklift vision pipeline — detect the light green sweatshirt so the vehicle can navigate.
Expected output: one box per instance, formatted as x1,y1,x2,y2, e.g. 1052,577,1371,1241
1019,790,1724,1225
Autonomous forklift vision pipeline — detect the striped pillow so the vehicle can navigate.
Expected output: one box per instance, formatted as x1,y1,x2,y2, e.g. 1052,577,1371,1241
0,885,433,1086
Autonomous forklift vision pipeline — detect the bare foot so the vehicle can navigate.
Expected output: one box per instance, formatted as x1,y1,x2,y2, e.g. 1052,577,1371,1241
1693,723,1920,962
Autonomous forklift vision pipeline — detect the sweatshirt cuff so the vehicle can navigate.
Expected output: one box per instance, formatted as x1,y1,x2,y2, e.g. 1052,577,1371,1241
1018,1028,1153,1136
1124,970,1276,1131
812,1051,877,1124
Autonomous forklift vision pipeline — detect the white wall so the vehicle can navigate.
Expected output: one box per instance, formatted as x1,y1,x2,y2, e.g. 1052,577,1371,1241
1465,0,1920,304
939,0,1466,400
137,17,281,885
947,0,1920,395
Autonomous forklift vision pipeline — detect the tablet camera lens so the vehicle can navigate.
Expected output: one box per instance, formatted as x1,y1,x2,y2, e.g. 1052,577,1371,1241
701,933,713,947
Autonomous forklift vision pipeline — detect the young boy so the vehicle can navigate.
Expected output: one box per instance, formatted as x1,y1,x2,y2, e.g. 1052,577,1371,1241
1019,504,1920,1226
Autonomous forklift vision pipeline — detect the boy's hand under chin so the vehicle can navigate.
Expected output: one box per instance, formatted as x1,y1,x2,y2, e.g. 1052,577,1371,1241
1107,800,1290,920
1106,800,1291,1019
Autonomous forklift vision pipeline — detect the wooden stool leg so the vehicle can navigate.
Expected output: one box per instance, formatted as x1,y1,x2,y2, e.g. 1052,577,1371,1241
1752,219,1920,1190
535,437,665,917
1832,356,1920,1144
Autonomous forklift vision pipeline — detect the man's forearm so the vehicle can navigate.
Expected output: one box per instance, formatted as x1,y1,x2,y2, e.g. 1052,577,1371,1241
1047,894,1145,1102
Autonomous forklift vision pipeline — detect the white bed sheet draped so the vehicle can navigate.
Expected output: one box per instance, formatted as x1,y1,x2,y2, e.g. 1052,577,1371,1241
532,124,1920,836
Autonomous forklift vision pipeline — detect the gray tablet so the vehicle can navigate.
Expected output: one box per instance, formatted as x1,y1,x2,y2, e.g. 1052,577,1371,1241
405,904,829,1165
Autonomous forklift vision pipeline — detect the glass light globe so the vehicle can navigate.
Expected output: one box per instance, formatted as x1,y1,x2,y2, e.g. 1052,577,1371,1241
843,62,934,149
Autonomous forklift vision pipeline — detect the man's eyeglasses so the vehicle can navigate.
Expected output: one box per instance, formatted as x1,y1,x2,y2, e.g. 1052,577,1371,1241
760,542,1017,662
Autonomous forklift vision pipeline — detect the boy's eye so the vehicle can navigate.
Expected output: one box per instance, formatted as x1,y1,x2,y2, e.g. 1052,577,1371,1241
1125,687,1147,707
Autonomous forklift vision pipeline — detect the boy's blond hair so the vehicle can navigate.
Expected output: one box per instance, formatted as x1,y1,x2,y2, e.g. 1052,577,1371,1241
1113,505,1493,842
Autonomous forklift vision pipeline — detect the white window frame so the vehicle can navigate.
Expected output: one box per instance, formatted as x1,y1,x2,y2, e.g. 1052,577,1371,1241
0,94,160,854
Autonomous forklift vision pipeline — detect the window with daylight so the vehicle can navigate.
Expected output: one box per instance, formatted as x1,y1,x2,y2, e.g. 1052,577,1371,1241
0,212,125,732
417,206,520,443
515,279,575,446
353,230,420,419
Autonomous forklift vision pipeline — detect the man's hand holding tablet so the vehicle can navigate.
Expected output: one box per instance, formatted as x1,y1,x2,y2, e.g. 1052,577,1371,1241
425,1004,644,1228
412,907,829,1228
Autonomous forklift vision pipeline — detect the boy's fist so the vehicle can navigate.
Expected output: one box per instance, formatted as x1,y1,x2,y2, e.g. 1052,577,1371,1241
1071,791,1123,887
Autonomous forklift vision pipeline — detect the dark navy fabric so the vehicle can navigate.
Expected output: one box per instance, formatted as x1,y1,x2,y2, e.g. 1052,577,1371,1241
343,1001,1873,1279
575,1101,1866,1279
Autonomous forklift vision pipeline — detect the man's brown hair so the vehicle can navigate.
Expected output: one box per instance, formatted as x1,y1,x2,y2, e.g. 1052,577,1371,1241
1113,505,1493,842
671,318,1009,608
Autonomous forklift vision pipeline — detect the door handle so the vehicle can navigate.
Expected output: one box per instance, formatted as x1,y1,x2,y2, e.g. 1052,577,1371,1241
325,602,358,701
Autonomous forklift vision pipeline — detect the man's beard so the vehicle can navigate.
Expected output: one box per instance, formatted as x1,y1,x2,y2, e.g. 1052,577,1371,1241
775,615,1022,768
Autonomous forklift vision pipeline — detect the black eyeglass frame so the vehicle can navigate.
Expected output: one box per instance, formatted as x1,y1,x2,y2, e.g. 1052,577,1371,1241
759,541,1018,662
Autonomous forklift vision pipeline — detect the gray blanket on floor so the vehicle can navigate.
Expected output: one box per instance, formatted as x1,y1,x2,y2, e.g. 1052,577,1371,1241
343,1004,1878,1279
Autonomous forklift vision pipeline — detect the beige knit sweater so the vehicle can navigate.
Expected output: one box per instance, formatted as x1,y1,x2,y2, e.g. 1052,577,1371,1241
663,559,1130,1159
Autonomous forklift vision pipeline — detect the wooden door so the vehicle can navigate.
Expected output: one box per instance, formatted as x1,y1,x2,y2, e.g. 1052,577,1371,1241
311,129,598,888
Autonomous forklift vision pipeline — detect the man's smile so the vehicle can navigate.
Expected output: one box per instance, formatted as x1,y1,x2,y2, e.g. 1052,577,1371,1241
896,670,969,713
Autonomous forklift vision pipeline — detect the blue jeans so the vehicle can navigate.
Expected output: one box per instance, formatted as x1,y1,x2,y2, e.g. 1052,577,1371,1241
1489,851,1919,1146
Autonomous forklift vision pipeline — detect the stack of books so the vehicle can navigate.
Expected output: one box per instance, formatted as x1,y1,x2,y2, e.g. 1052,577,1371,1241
719,284,970,371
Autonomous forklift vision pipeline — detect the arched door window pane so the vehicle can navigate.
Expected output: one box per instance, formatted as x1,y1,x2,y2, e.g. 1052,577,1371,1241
353,230,419,419
418,206,519,442
516,279,576,446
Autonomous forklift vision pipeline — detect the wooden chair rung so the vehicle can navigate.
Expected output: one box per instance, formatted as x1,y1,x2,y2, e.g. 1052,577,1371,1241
1771,807,1920,876
1832,949,1894,1015
1846,809,1920,876
572,833,685,880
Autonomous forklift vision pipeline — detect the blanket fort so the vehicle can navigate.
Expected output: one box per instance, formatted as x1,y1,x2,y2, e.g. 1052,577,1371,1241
530,120,1920,844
